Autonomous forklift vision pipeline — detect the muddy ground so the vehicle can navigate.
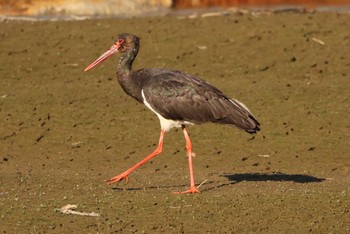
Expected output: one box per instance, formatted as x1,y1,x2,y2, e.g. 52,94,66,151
0,12,349,233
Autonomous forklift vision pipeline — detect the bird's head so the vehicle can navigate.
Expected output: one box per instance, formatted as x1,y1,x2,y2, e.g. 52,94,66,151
84,33,139,72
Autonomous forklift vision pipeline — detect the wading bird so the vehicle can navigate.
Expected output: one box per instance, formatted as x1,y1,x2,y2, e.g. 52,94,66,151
84,33,260,194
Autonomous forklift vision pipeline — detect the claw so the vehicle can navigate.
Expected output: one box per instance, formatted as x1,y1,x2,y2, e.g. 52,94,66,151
173,186,200,194
104,173,129,184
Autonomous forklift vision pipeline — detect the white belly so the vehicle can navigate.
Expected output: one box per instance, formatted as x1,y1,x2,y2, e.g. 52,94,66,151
141,90,194,132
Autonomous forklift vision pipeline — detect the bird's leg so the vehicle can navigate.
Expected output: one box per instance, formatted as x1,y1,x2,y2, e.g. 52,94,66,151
174,126,200,194
105,129,165,184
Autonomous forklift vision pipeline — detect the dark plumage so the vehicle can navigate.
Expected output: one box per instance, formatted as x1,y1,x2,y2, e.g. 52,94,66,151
139,69,260,133
84,33,260,194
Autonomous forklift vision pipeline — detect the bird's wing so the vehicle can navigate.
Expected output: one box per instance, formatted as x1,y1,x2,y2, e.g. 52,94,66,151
141,70,259,132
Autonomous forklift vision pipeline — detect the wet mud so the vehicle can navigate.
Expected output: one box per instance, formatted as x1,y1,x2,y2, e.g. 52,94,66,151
1,12,349,233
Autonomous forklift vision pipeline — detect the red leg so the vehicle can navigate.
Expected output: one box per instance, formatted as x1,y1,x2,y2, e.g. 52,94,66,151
105,129,165,184
174,126,200,194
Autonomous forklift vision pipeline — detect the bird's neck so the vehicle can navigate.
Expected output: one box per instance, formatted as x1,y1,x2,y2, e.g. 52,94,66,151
116,47,142,102
117,48,136,75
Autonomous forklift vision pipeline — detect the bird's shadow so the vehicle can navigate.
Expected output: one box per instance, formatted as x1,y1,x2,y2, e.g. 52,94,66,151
111,172,325,192
111,183,193,192
221,172,325,183
202,172,326,192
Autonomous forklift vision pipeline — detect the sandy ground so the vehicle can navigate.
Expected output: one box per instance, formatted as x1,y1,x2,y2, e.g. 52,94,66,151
0,12,349,233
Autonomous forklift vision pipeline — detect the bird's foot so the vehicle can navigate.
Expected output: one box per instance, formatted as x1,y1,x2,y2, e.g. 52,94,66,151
104,172,129,185
173,186,200,194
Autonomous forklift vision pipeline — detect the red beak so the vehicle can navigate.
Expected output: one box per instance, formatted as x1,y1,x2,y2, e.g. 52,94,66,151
84,44,120,72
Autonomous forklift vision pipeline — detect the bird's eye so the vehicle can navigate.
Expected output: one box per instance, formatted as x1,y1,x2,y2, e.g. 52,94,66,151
117,39,124,44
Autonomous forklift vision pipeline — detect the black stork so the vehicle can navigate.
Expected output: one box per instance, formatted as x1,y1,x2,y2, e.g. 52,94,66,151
84,33,260,194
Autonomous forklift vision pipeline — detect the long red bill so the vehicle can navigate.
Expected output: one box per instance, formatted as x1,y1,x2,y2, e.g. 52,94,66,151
84,44,120,72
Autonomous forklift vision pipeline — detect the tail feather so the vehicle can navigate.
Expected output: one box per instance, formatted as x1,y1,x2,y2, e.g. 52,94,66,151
245,114,260,134
226,98,260,134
